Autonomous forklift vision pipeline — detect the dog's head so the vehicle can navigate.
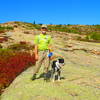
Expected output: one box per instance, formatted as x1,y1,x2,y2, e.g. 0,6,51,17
57,58,64,66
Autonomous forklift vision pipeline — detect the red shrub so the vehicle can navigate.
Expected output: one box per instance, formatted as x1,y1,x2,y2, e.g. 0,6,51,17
0,51,36,94
0,37,8,43
20,41,27,44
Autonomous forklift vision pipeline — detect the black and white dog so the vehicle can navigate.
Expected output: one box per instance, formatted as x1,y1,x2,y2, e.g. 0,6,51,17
51,58,64,82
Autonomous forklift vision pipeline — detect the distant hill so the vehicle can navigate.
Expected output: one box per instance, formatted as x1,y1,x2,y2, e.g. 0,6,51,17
0,21,100,42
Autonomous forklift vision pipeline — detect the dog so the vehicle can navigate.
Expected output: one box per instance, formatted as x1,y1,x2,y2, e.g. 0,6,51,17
51,58,64,82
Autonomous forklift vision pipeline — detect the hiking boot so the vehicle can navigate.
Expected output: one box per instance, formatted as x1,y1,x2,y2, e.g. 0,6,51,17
31,74,37,80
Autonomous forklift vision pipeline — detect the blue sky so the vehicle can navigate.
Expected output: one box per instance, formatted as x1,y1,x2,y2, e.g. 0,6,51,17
0,0,99,25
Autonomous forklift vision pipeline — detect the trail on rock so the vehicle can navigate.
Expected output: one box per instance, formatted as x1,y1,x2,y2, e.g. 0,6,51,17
1,30,100,100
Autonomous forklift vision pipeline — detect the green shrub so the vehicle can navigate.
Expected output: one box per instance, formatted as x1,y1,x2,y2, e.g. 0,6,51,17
85,35,90,40
6,26,14,30
90,32,100,40
85,32,100,41
8,43,34,51
0,26,14,32
94,25,100,29
0,44,2,48
48,25,81,34
32,24,41,30
0,48,15,60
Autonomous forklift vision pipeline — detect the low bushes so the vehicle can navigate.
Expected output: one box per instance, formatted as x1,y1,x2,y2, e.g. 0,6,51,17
85,32,100,42
48,25,81,34
89,32,100,40
8,43,34,51
0,37,8,43
0,26,14,33
0,49,36,94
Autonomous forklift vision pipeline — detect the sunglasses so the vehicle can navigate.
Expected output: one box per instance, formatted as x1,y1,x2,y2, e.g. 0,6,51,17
41,27,47,29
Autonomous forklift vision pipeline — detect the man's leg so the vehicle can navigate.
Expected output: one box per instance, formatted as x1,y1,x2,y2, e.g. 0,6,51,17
44,57,50,73
43,51,50,73
31,51,44,80
43,51,50,80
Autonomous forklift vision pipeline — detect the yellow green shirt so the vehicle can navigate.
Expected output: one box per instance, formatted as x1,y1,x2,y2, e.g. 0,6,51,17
34,34,52,51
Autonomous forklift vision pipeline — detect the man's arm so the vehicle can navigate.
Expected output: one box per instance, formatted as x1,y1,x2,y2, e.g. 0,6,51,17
48,45,53,52
34,35,39,61
34,45,38,61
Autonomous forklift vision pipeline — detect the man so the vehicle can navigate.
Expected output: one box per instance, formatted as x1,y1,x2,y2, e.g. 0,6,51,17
31,24,52,80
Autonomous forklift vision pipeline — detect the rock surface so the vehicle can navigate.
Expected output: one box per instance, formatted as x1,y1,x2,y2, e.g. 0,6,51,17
1,28,100,100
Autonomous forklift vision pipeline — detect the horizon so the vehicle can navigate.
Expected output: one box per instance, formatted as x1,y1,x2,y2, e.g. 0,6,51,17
0,21,100,26
0,0,100,25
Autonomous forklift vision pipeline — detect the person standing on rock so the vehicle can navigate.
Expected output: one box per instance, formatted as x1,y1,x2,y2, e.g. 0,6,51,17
31,25,53,80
